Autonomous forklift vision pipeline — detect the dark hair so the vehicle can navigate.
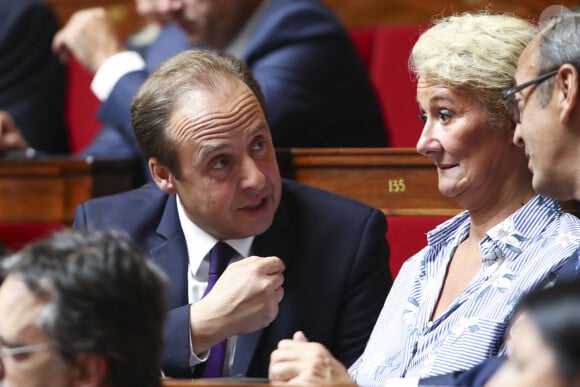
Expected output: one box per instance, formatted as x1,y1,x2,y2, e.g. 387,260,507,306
515,280,580,381
131,49,267,179
536,9,580,106
0,230,167,387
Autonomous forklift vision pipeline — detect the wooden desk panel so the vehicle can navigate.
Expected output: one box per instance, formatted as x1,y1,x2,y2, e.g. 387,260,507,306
278,148,580,217
279,148,460,216
47,0,580,31
323,0,579,27
0,157,140,225
162,380,355,387
0,158,91,224
163,380,267,387
46,0,143,40
2,150,577,227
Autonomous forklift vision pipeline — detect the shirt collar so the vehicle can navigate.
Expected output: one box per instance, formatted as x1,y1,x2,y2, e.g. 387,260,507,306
224,0,271,59
486,195,560,247
176,194,254,274
426,194,562,266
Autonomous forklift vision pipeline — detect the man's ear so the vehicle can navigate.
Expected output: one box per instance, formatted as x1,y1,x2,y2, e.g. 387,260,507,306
70,353,108,387
557,63,579,124
149,158,177,194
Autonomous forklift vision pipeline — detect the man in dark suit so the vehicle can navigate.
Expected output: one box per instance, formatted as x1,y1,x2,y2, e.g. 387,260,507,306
53,0,387,178
0,230,166,387
0,0,68,154
420,8,580,387
73,49,392,379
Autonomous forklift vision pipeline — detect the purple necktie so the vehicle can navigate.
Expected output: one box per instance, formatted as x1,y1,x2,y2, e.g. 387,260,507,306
201,242,236,378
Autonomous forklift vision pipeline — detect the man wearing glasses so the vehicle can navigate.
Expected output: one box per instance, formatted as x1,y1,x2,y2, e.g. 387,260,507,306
0,230,166,387
420,7,580,387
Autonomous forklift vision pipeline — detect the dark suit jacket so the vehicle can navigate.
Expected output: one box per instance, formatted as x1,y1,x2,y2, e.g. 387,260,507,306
73,179,392,378
89,0,387,159
419,252,580,386
0,0,68,153
419,357,504,387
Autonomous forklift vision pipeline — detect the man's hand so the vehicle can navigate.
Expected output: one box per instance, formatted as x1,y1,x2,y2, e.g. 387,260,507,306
0,111,28,153
52,7,123,73
269,331,355,385
189,256,285,355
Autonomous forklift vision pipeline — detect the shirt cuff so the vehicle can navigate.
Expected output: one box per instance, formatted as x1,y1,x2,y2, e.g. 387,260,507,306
91,51,146,101
188,329,209,367
384,377,419,387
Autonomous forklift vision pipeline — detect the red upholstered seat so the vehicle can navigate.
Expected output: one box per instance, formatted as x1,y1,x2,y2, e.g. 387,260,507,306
348,27,375,68
0,59,100,253
350,25,426,147
0,223,63,254
386,215,450,278
65,57,102,154
370,25,425,147
350,26,449,278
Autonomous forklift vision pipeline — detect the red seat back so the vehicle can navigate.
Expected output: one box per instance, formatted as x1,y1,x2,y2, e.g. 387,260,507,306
0,59,101,253
387,215,450,278
65,57,102,154
0,223,63,254
369,25,425,147
348,27,375,68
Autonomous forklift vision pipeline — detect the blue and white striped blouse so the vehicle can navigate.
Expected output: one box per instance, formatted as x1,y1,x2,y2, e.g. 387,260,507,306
349,195,580,387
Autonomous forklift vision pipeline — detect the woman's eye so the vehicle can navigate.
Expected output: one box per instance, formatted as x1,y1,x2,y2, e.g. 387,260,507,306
438,109,452,122
418,113,427,123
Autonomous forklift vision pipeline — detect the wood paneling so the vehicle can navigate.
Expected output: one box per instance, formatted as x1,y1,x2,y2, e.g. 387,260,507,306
1,149,577,228
322,0,580,27
279,148,460,216
45,0,144,39
46,0,580,34
0,157,140,225
162,380,355,387
277,148,580,217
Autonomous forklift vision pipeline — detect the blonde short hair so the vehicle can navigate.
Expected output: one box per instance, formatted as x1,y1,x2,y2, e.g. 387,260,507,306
409,12,535,125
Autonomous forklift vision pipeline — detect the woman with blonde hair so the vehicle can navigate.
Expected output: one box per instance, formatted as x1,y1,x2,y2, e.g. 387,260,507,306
268,12,580,386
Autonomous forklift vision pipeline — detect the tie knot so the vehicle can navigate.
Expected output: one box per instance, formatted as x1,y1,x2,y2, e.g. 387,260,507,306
209,242,236,276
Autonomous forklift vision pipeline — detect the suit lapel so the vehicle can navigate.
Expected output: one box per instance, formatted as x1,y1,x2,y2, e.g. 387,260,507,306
149,194,189,308
231,191,294,376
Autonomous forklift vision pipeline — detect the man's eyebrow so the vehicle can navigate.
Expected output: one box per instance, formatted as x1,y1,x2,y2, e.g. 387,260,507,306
431,96,455,104
200,124,268,157
251,124,268,136
200,143,228,157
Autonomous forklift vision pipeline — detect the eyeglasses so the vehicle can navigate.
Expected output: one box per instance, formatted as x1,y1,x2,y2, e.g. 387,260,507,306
501,69,559,124
0,342,51,373
0,343,51,357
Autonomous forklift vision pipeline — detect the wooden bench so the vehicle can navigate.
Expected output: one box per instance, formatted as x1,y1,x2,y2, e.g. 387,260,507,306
277,147,580,276
0,156,141,251
278,147,580,216
2,149,577,265
0,156,140,225
278,147,459,216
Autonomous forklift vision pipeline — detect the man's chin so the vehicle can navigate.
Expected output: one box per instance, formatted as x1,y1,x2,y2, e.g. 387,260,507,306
533,174,568,201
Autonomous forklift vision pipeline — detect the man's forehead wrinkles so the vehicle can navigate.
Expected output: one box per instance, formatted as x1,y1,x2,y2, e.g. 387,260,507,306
172,91,263,137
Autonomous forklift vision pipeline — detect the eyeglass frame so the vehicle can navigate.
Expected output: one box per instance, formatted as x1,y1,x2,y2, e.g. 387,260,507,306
0,342,51,373
501,68,559,124
0,342,51,358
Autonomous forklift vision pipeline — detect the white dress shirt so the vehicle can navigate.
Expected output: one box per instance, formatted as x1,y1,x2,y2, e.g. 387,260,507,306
176,195,254,376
